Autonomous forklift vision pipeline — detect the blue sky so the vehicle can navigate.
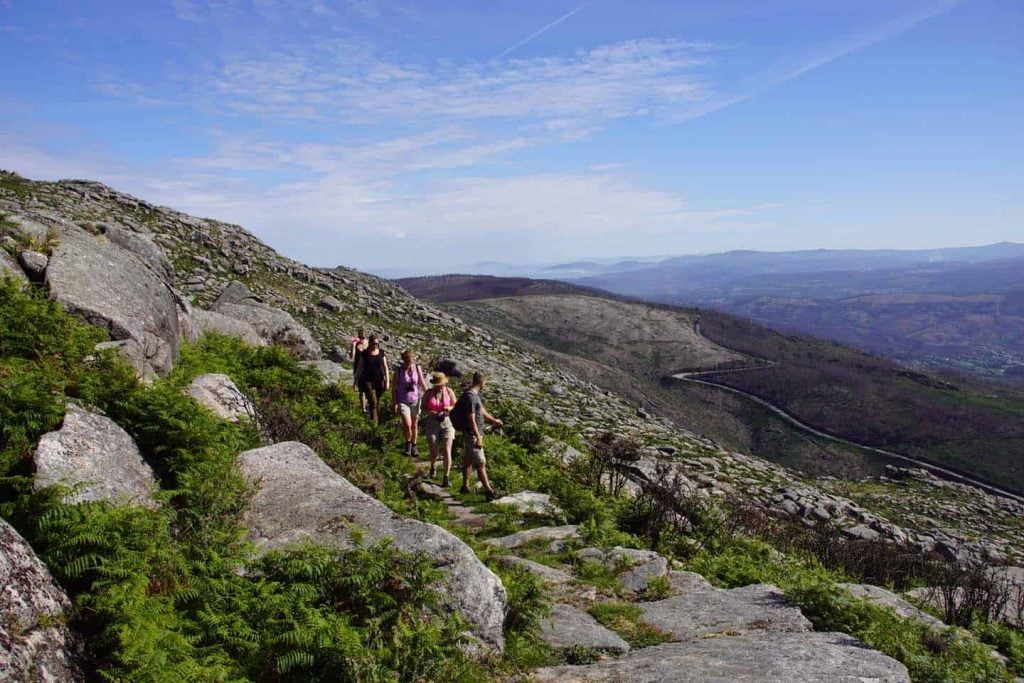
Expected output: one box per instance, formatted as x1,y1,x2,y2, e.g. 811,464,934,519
1,0,1021,272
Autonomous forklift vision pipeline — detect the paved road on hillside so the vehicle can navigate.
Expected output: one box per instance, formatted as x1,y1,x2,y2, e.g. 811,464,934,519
670,321,1024,504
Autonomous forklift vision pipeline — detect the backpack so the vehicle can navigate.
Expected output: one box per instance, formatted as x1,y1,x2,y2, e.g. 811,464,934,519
449,390,473,432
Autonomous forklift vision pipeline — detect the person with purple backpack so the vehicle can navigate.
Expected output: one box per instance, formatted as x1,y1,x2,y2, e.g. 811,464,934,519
393,349,428,457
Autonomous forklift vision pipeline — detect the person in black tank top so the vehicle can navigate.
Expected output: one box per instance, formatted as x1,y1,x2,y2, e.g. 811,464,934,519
356,335,388,424
349,329,370,412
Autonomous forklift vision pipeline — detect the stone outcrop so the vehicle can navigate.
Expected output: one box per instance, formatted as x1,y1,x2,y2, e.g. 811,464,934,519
186,373,255,422
237,441,506,651
33,404,158,508
530,632,911,682
540,604,630,654
0,517,83,681
838,583,947,630
638,584,811,640
44,221,188,376
192,308,266,348
211,282,321,359
299,360,354,386
492,491,562,516
1,249,27,283
486,525,579,550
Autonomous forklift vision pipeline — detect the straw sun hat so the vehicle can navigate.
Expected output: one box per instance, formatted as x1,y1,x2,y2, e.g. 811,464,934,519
429,371,448,385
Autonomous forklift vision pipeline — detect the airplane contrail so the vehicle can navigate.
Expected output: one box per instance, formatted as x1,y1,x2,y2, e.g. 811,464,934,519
494,0,598,60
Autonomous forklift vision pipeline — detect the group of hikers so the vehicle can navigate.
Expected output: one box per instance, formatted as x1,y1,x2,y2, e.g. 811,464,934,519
349,330,504,500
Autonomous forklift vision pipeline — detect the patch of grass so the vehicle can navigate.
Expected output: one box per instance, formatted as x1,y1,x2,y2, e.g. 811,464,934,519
588,602,673,648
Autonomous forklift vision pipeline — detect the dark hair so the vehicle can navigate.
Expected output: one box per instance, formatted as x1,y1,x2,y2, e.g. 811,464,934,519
472,371,485,386
369,334,379,346
357,329,366,338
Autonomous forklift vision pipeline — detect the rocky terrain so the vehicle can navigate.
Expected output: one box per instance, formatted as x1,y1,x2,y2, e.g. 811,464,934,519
1,171,1022,680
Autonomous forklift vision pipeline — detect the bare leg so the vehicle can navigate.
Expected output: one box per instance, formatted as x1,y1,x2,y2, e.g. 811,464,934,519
401,411,414,449
442,436,454,478
476,464,493,493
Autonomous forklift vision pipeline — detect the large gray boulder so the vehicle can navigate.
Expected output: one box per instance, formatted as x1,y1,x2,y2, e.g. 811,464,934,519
211,282,320,360
237,441,506,651
192,309,266,348
638,584,811,639
0,517,83,681
530,632,910,682
91,222,175,281
44,222,189,375
33,404,158,508
186,374,255,422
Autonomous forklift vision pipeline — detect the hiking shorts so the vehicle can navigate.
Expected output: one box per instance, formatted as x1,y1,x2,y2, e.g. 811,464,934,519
462,432,486,466
397,401,420,421
426,415,455,445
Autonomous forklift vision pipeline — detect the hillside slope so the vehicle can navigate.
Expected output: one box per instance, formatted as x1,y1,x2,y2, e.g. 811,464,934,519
3,171,1024,680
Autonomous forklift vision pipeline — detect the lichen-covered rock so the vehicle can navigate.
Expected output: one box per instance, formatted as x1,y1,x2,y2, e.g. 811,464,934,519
540,604,630,654
299,360,354,386
530,632,911,682
237,441,506,652
486,525,579,550
186,373,255,422
192,308,266,348
44,222,188,375
17,250,47,281
94,339,152,382
492,491,562,516
213,300,321,360
0,249,28,283
33,404,158,508
0,517,83,681
638,584,811,640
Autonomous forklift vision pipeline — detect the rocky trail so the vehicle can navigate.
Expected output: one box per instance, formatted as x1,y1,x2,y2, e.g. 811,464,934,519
409,465,912,682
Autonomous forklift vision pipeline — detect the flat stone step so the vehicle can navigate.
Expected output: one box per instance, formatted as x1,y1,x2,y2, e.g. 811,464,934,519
486,525,579,550
540,603,631,654
638,584,810,640
530,632,910,682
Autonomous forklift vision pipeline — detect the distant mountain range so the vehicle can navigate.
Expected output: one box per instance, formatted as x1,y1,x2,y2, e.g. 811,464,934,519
568,243,1024,381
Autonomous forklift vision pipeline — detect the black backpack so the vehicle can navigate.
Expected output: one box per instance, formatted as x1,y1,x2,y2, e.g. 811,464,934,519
449,390,473,432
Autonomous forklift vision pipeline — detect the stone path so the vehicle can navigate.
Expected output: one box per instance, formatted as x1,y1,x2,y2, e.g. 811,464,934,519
412,480,915,682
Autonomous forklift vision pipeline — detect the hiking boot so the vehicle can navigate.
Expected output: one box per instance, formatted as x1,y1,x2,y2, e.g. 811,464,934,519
458,486,470,495
441,475,450,488
411,444,419,458
403,442,412,457
484,489,498,502
428,464,436,478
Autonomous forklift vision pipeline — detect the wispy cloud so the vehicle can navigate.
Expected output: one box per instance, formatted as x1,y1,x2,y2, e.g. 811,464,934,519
675,0,963,121
494,0,597,60
195,38,717,125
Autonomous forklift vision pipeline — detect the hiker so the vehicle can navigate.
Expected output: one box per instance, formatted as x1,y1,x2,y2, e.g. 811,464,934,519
349,329,369,412
423,371,457,486
452,371,503,500
393,349,428,457
355,334,388,424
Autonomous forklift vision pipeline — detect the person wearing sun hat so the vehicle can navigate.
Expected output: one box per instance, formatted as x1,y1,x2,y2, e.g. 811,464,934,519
423,371,457,487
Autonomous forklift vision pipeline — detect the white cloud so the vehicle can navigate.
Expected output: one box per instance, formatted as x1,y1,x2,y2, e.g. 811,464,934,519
194,38,718,125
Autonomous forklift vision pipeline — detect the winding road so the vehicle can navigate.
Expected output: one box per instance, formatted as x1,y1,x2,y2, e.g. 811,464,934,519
669,321,1024,504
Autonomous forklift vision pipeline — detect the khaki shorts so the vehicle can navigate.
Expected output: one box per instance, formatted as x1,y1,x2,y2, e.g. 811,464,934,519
463,431,486,466
397,401,420,421
426,415,455,446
